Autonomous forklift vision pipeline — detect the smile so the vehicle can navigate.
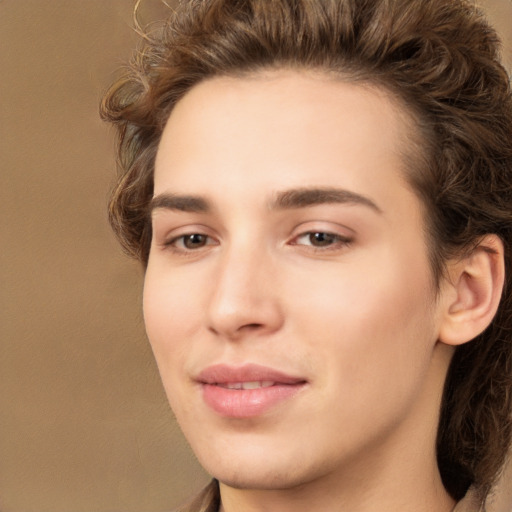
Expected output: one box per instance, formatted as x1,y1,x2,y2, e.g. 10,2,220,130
197,364,307,418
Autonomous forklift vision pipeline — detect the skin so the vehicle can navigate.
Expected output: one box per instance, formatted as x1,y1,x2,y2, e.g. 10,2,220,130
144,70,459,512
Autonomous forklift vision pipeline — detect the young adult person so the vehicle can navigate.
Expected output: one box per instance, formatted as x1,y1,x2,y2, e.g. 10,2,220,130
101,1,512,511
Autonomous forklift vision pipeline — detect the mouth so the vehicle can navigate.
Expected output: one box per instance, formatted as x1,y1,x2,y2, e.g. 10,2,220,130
215,381,276,390
197,364,307,418
197,362,306,385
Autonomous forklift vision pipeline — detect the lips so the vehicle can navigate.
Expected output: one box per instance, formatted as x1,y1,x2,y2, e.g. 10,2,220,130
197,363,307,418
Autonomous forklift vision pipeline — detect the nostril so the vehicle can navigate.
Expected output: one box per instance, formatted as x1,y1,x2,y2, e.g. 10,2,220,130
208,322,264,338
242,323,264,331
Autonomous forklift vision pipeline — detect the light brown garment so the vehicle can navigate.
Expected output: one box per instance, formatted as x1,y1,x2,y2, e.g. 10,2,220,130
177,480,484,512
453,488,485,512
176,480,219,512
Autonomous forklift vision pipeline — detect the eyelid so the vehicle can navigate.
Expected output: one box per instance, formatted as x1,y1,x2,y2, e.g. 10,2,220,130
154,222,219,251
287,222,355,251
167,233,217,249
289,221,354,238
291,231,352,248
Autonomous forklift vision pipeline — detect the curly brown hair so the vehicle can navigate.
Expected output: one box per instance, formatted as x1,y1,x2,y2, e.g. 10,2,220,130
100,0,512,503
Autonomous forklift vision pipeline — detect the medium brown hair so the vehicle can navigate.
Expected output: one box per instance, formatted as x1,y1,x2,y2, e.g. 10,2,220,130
101,0,512,503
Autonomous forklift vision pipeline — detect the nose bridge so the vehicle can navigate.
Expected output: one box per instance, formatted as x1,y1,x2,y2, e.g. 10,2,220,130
206,236,282,338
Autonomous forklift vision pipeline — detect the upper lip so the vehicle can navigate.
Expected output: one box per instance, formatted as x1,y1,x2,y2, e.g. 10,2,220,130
196,363,306,385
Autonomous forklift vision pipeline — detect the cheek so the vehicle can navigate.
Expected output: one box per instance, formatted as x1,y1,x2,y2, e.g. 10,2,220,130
142,266,200,373
291,248,433,333
143,268,205,425
289,251,436,397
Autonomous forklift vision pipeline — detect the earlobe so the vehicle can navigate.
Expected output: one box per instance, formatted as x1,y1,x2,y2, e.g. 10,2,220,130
439,234,505,346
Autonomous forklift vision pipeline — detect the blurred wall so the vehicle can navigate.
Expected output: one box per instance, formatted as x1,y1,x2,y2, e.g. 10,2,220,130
1,1,511,511
1,2,209,511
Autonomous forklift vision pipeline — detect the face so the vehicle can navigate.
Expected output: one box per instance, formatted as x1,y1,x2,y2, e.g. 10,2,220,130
144,71,449,490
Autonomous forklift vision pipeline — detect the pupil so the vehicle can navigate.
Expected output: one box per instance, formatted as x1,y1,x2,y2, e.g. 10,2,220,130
184,234,206,249
311,232,334,246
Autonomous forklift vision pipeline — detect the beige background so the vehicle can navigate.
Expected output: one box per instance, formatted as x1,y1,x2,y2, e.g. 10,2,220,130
1,1,511,511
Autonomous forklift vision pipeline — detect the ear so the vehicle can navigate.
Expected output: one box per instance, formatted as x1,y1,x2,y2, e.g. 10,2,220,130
438,234,505,346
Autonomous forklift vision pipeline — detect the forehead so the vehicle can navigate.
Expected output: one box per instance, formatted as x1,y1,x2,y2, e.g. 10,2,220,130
154,70,420,210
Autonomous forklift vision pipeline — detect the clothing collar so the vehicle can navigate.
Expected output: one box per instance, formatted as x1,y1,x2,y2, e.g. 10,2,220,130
176,480,219,512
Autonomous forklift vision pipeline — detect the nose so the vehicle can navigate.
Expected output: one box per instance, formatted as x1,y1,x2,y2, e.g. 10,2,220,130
206,244,284,341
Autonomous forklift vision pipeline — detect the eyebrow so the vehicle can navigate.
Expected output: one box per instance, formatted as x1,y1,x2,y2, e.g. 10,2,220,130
149,187,382,215
270,187,382,213
149,194,210,214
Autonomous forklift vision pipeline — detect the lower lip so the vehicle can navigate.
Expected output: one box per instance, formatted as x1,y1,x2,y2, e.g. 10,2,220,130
202,383,305,418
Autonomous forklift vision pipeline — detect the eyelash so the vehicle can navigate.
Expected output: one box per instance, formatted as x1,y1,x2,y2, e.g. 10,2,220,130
164,233,217,253
163,230,352,255
291,231,352,251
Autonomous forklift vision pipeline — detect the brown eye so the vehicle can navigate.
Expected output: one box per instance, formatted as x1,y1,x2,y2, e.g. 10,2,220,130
164,231,218,255
182,234,208,249
292,231,352,251
308,232,337,247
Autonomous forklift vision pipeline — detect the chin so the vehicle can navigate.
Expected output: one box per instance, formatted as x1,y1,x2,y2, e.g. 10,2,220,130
210,466,308,491
197,444,327,492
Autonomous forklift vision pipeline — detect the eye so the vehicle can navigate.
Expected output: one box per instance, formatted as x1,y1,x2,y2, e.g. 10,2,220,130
181,233,209,249
292,231,352,249
166,233,217,251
